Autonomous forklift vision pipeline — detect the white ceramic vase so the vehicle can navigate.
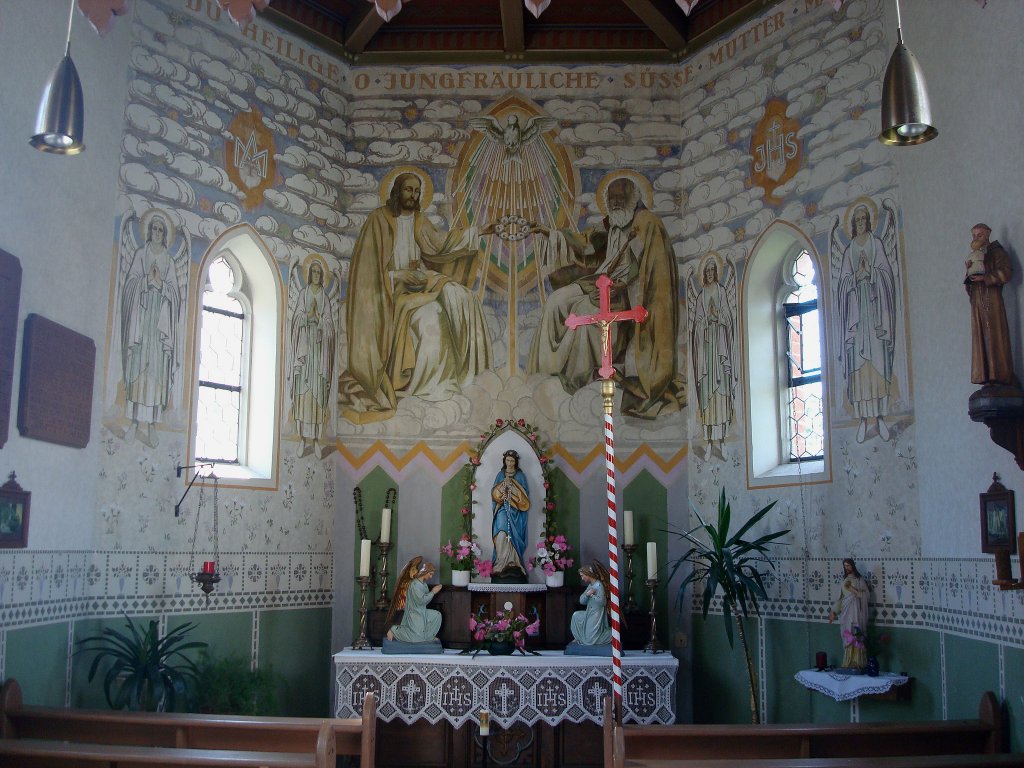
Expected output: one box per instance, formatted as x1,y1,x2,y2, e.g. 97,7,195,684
451,569,471,587
545,571,564,588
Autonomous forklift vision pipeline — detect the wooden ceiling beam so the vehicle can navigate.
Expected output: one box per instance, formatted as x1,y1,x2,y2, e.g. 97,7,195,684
500,0,526,53
344,4,386,54
620,0,688,52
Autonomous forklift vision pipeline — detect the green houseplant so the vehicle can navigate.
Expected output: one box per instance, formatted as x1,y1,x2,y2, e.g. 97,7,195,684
193,652,280,715
670,489,789,723
76,616,207,711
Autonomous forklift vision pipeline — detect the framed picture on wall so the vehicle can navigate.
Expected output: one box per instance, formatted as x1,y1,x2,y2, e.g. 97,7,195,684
0,472,30,548
980,473,1016,554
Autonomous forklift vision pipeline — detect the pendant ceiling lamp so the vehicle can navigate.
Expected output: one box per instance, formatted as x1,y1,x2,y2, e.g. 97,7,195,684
30,0,85,155
878,0,937,146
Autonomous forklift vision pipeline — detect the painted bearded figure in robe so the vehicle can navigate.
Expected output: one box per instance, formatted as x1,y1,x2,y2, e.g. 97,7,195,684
338,172,492,423
832,202,899,444
527,175,683,418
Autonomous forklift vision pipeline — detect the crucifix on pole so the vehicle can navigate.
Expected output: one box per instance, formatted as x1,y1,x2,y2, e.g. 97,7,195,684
564,272,647,713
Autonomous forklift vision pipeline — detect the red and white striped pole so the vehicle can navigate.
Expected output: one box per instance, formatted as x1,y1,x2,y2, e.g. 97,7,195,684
602,379,623,708
563,276,646,716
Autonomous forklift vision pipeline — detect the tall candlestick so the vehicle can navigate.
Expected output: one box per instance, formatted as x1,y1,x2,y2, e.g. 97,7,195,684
359,539,371,577
381,508,392,544
646,542,657,580
623,510,635,546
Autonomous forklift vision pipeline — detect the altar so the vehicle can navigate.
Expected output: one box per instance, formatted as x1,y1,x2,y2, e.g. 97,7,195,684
334,648,678,767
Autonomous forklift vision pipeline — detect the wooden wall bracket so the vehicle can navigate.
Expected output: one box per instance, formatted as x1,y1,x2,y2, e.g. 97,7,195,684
968,386,1024,471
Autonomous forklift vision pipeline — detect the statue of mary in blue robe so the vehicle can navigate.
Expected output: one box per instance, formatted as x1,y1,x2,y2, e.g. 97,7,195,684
491,449,530,579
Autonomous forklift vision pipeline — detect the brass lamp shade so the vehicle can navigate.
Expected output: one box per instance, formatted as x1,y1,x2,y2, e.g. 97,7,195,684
879,29,937,146
30,52,85,155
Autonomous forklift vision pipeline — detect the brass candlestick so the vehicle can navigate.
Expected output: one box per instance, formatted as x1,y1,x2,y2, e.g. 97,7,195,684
643,578,661,653
622,543,639,612
352,576,373,650
375,540,393,610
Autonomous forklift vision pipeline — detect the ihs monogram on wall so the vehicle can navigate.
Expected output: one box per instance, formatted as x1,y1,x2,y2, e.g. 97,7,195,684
750,98,801,206
225,107,277,210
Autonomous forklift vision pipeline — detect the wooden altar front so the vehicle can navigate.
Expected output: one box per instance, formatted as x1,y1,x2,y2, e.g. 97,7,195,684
368,584,654,651
333,649,678,768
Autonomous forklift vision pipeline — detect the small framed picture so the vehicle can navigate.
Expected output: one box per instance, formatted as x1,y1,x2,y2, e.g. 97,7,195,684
980,474,1016,554
0,472,30,548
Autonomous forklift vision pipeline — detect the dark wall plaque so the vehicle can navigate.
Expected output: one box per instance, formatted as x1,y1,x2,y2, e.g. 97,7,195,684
17,314,96,449
0,249,22,449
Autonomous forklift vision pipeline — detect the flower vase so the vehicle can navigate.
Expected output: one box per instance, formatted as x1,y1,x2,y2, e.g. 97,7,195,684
451,570,471,587
487,640,515,656
865,656,880,677
545,571,564,588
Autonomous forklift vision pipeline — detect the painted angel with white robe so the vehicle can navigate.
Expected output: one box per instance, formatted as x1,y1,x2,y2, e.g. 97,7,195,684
687,252,737,459
287,254,338,458
831,200,899,443
116,209,190,448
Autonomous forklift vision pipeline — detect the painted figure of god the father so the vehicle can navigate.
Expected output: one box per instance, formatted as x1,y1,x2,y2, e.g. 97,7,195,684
339,172,492,423
527,175,682,418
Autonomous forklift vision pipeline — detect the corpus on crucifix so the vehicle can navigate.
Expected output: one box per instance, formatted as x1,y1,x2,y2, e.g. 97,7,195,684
563,272,647,710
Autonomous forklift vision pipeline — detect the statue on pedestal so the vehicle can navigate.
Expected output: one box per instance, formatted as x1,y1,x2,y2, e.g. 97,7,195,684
566,561,612,656
383,556,443,654
491,449,530,583
828,557,869,670
966,223,1019,389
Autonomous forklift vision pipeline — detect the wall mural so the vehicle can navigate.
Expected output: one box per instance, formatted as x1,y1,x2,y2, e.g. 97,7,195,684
111,208,191,448
287,252,340,457
830,197,903,444
337,167,492,424
87,0,923,564
686,251,737,460
528,171,684,419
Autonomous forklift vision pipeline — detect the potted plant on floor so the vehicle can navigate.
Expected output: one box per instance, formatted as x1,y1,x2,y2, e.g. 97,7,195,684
670,488,788,723
76,615,207,711
193,652,279,715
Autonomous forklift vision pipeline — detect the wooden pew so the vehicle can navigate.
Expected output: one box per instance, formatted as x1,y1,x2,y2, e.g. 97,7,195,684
0,677,376,767
618,757,1024,768
604,692,1012,768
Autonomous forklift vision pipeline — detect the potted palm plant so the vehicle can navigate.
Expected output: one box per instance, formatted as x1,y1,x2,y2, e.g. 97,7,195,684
670,489,788,724
76,616,207,711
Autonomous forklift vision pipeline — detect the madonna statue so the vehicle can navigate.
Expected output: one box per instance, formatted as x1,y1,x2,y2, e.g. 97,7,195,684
491,449,530,582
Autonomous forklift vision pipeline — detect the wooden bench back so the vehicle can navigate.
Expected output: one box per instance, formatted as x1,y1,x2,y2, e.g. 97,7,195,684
0,678,376,768
604,692,1004,768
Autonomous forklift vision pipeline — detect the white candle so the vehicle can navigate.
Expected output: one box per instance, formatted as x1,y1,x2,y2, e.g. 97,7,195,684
359,539,371,577
381,508,392,544
646,542,657,580
479,710,490,736
623,510,635,546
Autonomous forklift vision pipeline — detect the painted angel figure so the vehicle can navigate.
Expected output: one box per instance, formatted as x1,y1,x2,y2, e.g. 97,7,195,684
687,252,737,460
469,113,558,161
831,200,899,444
287,254,338,458
116,209,190,448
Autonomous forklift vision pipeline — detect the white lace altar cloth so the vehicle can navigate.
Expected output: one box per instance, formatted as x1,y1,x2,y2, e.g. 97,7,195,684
334,649,677,728
794,669,909,702
468,583,547,592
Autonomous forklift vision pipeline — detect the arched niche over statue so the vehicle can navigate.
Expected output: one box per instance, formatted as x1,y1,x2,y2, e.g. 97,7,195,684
469,419,553,585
